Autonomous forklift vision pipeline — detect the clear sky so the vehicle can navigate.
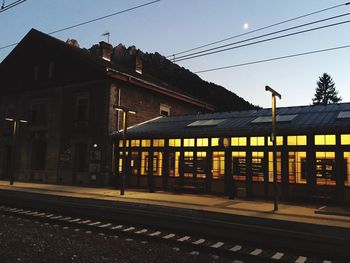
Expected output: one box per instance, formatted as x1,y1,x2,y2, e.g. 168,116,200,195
1,0,350,108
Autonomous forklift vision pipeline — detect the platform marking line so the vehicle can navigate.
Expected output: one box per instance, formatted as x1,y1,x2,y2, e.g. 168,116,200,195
135,229,148,234
19,210,31,214
99,223,112,228
211,242,224,248
79,220,91,224
149,231,161,237
111,225,123,230
28,211,39,215
192,238,206,245
250,249,263,256
162,233,175,239
272,252,284,260
45,214,54,218
36,213,47,217
60,217,72,221
123,227,136,232
295,256,307,263
51,215,63,219
68,218,81,223
229,245,242,252
88,221,101,226
177,236,190,242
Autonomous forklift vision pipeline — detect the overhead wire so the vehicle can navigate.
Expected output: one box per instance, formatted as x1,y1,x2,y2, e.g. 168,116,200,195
0,0,26,14
167,1,350,58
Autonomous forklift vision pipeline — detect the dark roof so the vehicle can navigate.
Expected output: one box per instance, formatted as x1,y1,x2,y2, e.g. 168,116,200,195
124,103,350,138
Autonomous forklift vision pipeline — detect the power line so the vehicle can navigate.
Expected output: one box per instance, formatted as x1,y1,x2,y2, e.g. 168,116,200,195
194,44,350,74
0,0,161,51
175,18,350,62
0,0,26,13
167,1,350,58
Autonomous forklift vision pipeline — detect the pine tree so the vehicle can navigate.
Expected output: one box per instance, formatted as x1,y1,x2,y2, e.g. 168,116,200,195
312,73,341,105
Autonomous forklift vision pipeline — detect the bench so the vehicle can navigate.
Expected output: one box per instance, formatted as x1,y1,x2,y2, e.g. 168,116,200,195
172,179,206,193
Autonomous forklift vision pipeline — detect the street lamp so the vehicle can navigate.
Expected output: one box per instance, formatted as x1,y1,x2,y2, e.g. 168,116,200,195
113,105,136,195
265,86,281,211
5,118,28,185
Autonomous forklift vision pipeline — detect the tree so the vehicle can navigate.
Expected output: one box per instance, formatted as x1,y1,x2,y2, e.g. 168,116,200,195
312,73,341,105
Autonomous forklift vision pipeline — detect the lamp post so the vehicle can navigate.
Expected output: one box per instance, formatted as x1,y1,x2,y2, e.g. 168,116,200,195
5,118,28,185
113,105,136,195
265,86,281,211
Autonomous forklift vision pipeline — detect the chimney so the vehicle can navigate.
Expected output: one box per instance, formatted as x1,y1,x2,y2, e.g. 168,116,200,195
99,41,112,61
135,53,143,74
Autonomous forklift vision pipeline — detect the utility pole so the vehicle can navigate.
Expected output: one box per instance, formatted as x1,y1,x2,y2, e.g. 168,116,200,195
265,86,281,211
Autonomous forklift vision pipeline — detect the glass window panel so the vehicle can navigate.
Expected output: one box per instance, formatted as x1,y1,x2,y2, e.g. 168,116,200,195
344,152,350,186
268,136,283,146
169,139,181,147
140,152,149,175
250,137,264,146
212,151,225,179
288,152,307,184
196,151,207,179
268,152,282,182
252,151,264,181
211,138,219,147
153,152,163,176
341,134,350,145
169,152,180,177
197,138,209,147
184,138,195,147
130,152,139,175
287,135,307,146
231,137,247,146
153,139,164,147
141,140,151,147
183,151,194,178
232,151,246,181
131,140,140,147
315,152,336,185
315,135,336,145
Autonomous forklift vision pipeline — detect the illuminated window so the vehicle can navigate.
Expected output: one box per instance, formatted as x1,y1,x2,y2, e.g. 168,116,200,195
314,135,336,145
183,152,194,178
315,152,336,185
211,138,219,147
119,139,129,147
341,134,350,145
153,139,164,147
250,137,265,146
212,151,225,179
232,152,246,181
169,139,181,147
252,152,264,182
184,138,195,147
141,139,151,147
196,152,207,179
196,138,209,147
288,152,307,184
287,135,307,146
169,152,180,177
118,152,123,173
140,152,149,175
343,152,350,186
231,137,247,146
131,140,140,147
268,152,282,182
267,136,283,146
153,152,163,176
130,152,139,175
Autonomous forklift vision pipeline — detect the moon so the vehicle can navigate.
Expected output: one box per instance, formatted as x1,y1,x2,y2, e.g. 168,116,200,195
243,23,249,30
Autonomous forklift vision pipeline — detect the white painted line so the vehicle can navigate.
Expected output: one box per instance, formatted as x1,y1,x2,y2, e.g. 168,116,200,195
63,227,69,230
190,251,200,256
295,256,307,263
69,218,81,223
111,225,123,230
12,208,23,212
60,217,72,221
149,231,161,237
51,215,63,219
36,213,47,217
45,214,54,218
177,236,190,242
28,211,39,215
232,260,244,263
88,221,101,226
272,252,284,260
19,210,31,214
80,220,91,224
135,229,148,234
192,239,206,245
162,233,175,239
250,249,263,256
123,227,136,232
230,245,242,252
211,242,224,248
99,223,112,228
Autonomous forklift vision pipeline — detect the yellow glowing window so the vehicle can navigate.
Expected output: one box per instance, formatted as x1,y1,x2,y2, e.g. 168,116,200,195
169,139,181,147
344,152,350,186
211,138,219,146
196,138,209,147
153,139,164,147
184,138,195,147
341,134,350,145
268,136,283,146
153,152,163,176
131,140,140,147
118,139,129,147
314,135,336,145
250,137,265,146
287,135,307,146
231,137,247,146
141,139,151,147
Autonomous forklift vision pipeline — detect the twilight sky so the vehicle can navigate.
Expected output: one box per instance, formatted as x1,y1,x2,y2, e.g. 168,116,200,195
1,0,350,108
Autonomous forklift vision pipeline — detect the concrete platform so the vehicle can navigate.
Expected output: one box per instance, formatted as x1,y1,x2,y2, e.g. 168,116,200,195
0,180,349,229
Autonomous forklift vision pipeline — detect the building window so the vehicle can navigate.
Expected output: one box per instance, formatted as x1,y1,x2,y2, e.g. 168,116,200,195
267,136,283,146
30,102,47,125
315,135,336,146
315,152,336,185
287,135,307,146
160,104,170,117
141,139,151,147
212,151,224,179
184,138,195,147
153,152,163,176
131,140,140,147
140,152,149,176
343,152,350,186
169,139,181,147
252,152,264,182
118,139,129,148
196,152,207,179
196,138,208,147
169,152,180,177
341,134,350,145
75,94,89,126
268,152,282,182
31,140,47,170
250,137,265,146
231,137,247,146
288,152,307,184
183,152,194,178
130,152,139,175
232,152,246,181
153,139,164,147
211,138,219,147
